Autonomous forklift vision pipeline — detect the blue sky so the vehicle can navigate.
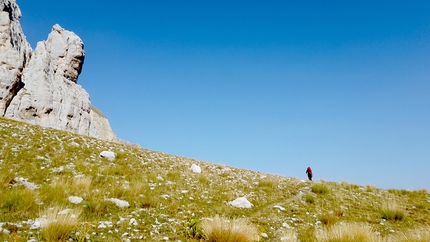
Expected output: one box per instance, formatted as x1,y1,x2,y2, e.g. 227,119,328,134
17,1,430,190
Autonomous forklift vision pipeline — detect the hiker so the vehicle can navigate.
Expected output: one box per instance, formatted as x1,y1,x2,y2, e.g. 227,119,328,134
306,167,313,181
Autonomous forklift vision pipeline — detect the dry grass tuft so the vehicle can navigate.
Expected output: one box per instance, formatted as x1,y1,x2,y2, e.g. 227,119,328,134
387,226,430,242
40,205,82,242
201,215,259,242
316,222,379,242
72,175,92,194
276,229,298,242
380,199,406,221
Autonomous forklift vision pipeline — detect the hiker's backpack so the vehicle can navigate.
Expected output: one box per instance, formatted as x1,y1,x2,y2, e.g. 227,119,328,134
307,167,312,175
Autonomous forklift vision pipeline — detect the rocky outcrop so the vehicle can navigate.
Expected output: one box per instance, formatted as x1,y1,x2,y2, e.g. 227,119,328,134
0,0,31,115
90,105,119,142
4,24,100,137
0,0,119,142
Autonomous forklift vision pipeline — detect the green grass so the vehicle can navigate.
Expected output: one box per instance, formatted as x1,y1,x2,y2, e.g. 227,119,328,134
0,187,38,219
0,116,429,241
380,200,406,221
311,183,330,194
304,193,316,204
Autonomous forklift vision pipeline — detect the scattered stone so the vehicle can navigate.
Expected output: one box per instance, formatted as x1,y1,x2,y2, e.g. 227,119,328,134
51,166,64,173
129,218,138,226
229,197,253,208
282,222,291,228
68,196,83,204
191,164,201,173
274,205,286,211
100,151,116,161
13,177,40,190
98,223,107,229
28,218,48,229
98,221,113,229
106,198,129,208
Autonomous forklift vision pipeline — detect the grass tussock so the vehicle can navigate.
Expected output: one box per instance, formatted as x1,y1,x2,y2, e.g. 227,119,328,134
201,215,259,242
316,222,379,242
304,193,316,204
388,226,430,242
0,188,38,216
276,229,297,242
311,183,330,194
297,227,316,242
380,200,406,221
72,175,92,194
318,213,338,226
40,205,82,242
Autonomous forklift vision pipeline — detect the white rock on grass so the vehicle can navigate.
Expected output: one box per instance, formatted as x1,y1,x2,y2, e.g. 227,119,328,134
68,196,83,204
229,197,253,208
98,223,107,229
274,205,286,211
100,151,116,161
129,218,138,226
106,198,129,208
98,221,113,229
282,222,291,228
13,177,41,190
28,218,48,229
190,164,201,173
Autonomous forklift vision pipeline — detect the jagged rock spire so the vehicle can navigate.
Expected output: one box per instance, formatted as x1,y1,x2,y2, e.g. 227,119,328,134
0,0,120,142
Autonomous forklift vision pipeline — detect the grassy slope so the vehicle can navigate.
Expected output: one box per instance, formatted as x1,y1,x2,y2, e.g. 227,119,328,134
0,117,429,241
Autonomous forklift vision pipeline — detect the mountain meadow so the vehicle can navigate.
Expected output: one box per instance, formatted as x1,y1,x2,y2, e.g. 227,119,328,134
0,117,429,241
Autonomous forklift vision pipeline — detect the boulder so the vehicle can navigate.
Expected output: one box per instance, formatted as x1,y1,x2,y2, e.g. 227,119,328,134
191,164,202,173
229,197,253,208
100,150,116,161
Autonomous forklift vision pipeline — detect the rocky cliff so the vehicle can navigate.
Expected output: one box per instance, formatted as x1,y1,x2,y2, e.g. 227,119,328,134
0,0,119,142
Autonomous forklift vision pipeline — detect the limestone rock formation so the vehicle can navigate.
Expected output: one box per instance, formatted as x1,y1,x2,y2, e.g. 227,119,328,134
0,0,120,142
4,24,100,137
0,0,31,115
90,105,119,141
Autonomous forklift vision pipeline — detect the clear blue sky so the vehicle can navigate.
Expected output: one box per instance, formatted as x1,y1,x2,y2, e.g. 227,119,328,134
17,1,430,190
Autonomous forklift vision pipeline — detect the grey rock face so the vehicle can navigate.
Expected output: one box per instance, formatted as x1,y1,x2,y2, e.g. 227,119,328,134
0,0,31,115
5,24,99,138
90,105,120,142
0,0,120,142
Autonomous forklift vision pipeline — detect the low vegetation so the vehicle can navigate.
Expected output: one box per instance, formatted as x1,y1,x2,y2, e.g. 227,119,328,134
200,215,258,242
0,116,429,241
316,223,380,242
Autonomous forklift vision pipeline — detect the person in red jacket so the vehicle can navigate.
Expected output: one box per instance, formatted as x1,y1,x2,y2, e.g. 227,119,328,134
306,167,313,181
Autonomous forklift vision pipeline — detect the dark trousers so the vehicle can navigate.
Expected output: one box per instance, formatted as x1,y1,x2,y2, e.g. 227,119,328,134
307,174,312,181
